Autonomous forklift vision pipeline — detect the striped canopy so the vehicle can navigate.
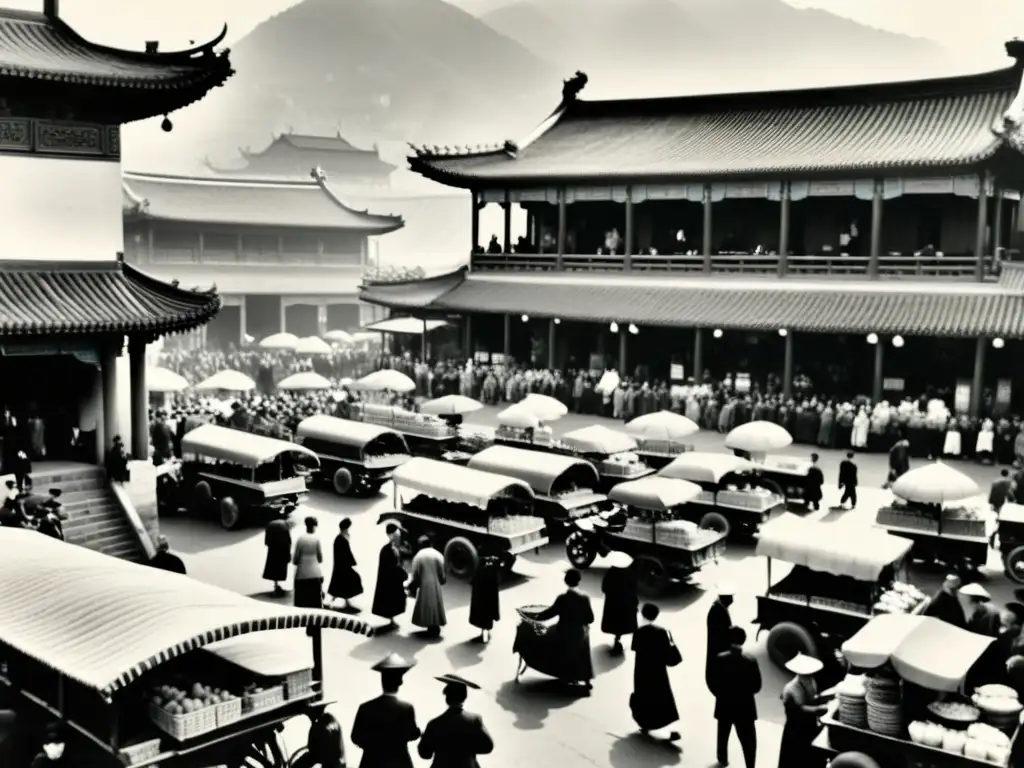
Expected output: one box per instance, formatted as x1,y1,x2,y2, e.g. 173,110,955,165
0,530,376,698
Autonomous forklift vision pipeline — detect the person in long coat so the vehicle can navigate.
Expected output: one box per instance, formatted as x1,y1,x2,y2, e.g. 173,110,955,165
469,554,501,644
328,517,363,611
705,586,735,688
372,522,408,627
777,654,829,768
629,603,681,742
711,627,761,768
924,574,966,628
533,568,595,691
418,674,494,768
292,516,324,609
263,517,292,596
806,453,824,511
601,554,639,655
351,654,420,768
409,536,447,638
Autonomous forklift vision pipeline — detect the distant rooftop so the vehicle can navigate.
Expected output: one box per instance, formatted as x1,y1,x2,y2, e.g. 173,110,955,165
206,131,396,179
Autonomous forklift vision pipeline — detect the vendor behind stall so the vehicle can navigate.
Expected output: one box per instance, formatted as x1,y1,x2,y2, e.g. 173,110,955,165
30,722,73,768
778,654,830,768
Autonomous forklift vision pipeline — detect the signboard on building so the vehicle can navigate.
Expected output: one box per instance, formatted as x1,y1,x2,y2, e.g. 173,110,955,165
734,373,751,394
670,363,685,382
995,379,1013,416
954,379,972,415
882,378,905,392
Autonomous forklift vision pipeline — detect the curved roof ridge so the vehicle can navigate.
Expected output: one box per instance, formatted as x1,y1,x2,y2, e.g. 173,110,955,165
310,167,403,232
124,170,323,190
52,16,229,64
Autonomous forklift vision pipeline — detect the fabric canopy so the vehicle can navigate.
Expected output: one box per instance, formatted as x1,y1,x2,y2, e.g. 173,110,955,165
181,424,319,468
468,445,599,496
608,476,702,510
392,457,534,509
842,614,994,692
147,366,189,393
755,513,913,581
364,317,447,335
561,425,638,455
658,452,752,484
891,461,981,504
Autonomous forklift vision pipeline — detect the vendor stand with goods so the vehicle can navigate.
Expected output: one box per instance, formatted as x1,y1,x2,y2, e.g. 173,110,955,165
876,463,989,571
754,514,929,672
656,452,786,538
420,394,486,464
624,410,700,470
724,421,814,506
467,445,611,537
295,415,411,497
0,529,378,768
164,424,320,530
995,503,1024,584
564,475,727,593
379,457,548,579
813,612,1019,767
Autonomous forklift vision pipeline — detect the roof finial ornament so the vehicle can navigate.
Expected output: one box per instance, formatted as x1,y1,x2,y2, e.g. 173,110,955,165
562,70,588,103
1000,41,1024,133
310,166,327,184
503,140,518,158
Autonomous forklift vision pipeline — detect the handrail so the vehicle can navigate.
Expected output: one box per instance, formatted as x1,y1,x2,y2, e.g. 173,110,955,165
109,480,157,560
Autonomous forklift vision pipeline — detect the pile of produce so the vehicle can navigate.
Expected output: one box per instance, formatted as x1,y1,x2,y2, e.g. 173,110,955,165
600,454,649,477
941,507,987,539
718,488,779,510
150,682,238,716
973,685,1024,732
876,506,940,533
908,720,1010,764
636,439,691,456
357,405,454,438
873,582,927,615
489,514,546,537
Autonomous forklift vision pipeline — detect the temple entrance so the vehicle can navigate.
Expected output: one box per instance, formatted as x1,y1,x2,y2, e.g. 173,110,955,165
0,354,97,466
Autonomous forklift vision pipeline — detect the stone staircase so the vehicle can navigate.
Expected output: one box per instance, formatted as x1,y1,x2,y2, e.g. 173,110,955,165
34,465,148,562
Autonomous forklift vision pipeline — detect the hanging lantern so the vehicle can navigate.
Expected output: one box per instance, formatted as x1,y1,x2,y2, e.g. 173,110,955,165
713,329,724,339
867,333,879,345
778,328,788,337
993,337,1005,349
610,322,619,333
892,335,905,348
521,314,529,323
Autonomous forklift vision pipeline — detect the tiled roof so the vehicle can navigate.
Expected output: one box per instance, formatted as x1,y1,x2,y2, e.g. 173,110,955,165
360,268,467,309
397,273,1024,338
409,63,1024,184
0,260,220,337
122,171,403,232
0,10,232,93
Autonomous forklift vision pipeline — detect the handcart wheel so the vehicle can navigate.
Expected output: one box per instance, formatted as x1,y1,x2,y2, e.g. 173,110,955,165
830,752,880,768
1004,546,1024,584
698,511,731,538
565,531,597,569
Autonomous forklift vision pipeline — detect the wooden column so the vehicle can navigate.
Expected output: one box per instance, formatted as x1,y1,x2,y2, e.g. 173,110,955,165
502,197,512,254
471,192,480,254
872,341,884,404
618,330,628,377
702,184,713,272
503,314,512,359
993,187,1005,259
868,179,883,279
970,337,986,418
239,298,247,346
420,318,428,361
974,172,991,282
536,207,545,254
100,342,119,456
778,181,791,277
693,328,704,383
548,319,557,369
279,298,287,333
624,191,634,271
556,189,567,270
128,339,148,461
463,316,473,358
782,332,794,400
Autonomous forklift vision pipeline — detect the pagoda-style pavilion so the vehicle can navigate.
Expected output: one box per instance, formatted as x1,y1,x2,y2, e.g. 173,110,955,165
0,1,231,463
205,132,396,189
122,168,404,348
364,41,1024,415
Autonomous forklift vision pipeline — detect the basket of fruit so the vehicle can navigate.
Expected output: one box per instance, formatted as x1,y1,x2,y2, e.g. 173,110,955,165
243,683,285,714
285,669,313,700
149,684,220,740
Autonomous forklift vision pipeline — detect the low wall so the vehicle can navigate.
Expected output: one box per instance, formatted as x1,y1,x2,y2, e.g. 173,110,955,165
124,459,159,545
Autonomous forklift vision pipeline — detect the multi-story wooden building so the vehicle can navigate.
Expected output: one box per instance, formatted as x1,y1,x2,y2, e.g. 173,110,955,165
205,131,395,190
122,169,403,349
363,43,1024,415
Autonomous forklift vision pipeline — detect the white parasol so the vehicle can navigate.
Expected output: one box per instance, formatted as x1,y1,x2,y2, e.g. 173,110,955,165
608,476,702,510
352,369,416,393
259,332,300,351
195,370,256,392
421,394,483,416
890,462,981,505
294,336,332,356
595,370,621,396
561,424,638,454
147,366,189,394
496,404,541,429
278,372,333,391
322,329,354,344
519,393,569,422
625,410,699,443
725,421,793,453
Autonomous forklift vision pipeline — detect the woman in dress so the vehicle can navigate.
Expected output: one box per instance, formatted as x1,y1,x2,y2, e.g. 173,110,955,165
600,552,638,655
292,516,324,609
372,522,408,627
409,536,447,638
327,517,362,612
532,569,595,691
469,554,501,643
777,653,830,768
629,603,681,742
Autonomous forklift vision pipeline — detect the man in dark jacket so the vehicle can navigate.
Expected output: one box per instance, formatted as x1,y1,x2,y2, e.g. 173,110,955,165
991,468,1014,512
924,574,966,628
705,585,734,689
418,673,494,768
838,451,859,510
806,453,824,511
888,438,911,485
351,654,420,768
711,627,761,768
262,517,292,596
149,535,187,574
150,411,175,466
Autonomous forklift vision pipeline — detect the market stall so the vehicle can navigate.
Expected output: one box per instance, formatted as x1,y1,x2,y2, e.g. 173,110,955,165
624,410,700,470
348,402,458,457
877,462,988,570
295,415,410,496
813,613,1016,767
0,529,376,768
754,514,928,669
724,421,816,505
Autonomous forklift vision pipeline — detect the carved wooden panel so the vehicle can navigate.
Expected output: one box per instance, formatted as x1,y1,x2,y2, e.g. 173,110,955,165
0,118,31,151
35,121,103,156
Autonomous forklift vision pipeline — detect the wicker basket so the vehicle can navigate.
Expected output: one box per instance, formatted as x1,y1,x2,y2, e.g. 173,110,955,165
243,685,285,714
118,737,162,765
516,605,551,635
149,702,218,741
215,696,243,727
285,669,314,700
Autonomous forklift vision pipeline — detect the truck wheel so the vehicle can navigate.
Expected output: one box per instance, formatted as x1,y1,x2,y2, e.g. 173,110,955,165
332,468,354,496
219,497,242,530
444,537,479,580
766,622,819,669
831,753,880,768
699,511,731,537
565,531,597,569
194,480,212,511
1005,546,1024,584
632,556,668,596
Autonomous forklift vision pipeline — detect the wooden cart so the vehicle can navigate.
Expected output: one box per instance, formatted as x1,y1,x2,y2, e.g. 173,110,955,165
0,529,378,768
467,445,611,538
380,457,549,579
348,403,458,458
295,414,411,497
875,500,989,570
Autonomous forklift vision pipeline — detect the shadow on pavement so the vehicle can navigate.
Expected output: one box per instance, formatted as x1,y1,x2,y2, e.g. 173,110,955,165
592,644,629,676
495,678,582,730
160,516,258,554
607,732,684,767
347,630,440,663
444,637,488,670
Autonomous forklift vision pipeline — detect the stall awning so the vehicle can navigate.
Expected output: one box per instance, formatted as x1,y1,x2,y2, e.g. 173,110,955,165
0,530,376,697
756,514,913,581
467,445,599,496
392,457,534,509
364,317,448,335
296,415,400,450
181,423,319,467
842,614,994,692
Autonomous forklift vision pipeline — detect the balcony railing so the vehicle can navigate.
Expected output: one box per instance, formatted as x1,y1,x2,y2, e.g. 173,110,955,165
470,252,1001,280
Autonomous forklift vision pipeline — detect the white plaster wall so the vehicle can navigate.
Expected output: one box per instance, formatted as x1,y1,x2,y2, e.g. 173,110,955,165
116,353,131,447
0,156,123,261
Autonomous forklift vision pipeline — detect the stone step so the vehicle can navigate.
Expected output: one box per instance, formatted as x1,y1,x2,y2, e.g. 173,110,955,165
77,528,140,553
65,517,133,540
62,498,121,515
29,468,104,485
33,479,107,496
